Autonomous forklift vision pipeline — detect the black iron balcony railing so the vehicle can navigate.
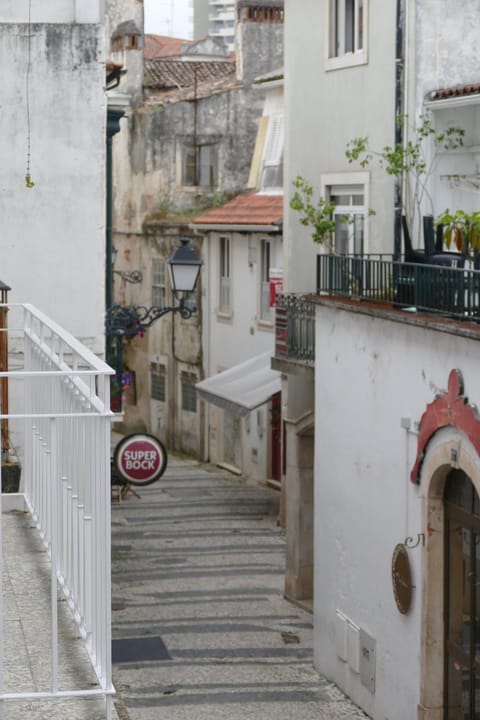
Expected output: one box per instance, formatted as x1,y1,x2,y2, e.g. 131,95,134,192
275,293,315,363
316,254,480,321
274,254,480,365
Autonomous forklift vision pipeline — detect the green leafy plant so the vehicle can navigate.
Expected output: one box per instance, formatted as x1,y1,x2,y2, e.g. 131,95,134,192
290,176,336,250
346,113,465,242
436,209,480,253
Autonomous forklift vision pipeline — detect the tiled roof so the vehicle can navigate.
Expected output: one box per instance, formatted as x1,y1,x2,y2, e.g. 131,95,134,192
429,83,480,101
144,34,192,60
193,193,283,227
144,58,236,90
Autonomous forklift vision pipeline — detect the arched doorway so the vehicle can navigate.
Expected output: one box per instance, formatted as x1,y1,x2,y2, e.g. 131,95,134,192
444,468,480,718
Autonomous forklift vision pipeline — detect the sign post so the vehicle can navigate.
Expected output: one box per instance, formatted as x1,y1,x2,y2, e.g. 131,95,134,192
113,433,168,487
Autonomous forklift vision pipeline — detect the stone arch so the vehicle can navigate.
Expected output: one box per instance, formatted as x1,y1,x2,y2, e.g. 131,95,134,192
417,426,480,719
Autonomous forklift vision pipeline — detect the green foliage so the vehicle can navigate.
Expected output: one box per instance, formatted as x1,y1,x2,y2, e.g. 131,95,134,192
436,209,480,253
345,113,465,239
290,176,336,248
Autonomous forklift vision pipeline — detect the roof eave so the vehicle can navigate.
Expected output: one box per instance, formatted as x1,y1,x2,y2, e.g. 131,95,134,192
190,223,282,233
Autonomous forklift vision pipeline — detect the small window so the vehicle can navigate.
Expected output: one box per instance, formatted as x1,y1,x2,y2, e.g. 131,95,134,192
152,259,166,308
259,239,273,322
329,184,365,255
260,115,284,192
182,144,218,187
219,236,231,314
182,374,197,413
328,0,367,69
151,364,166,402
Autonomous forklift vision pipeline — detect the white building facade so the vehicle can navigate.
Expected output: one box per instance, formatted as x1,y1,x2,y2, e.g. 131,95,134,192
279,0,480,717
1,0,107,354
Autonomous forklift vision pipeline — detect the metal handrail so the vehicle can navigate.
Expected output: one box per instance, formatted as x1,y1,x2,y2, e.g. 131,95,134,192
316,254,480,321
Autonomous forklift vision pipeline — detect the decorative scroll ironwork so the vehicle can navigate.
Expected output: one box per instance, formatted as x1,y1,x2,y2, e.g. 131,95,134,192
404,533,425,549
106,298,196,339
112,270,143,284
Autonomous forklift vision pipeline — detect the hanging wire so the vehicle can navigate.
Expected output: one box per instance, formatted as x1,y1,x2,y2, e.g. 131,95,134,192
25,0,34,188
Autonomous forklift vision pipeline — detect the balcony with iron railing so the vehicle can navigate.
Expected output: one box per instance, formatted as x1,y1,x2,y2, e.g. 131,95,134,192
274,253,480,366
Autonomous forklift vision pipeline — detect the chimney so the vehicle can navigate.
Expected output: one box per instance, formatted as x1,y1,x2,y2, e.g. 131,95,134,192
236,1,284,85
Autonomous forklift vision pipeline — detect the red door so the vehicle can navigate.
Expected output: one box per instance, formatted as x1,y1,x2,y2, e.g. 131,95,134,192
270,392,282,482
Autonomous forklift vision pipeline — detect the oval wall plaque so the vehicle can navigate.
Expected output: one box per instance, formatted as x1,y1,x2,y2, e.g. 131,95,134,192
391,543,413,614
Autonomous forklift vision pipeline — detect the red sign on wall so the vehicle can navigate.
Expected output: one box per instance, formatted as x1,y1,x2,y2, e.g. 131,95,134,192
113,433,168,486
269,268,283,307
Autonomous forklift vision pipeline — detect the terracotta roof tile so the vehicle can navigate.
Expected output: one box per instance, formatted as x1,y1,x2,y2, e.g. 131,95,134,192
430,83,480,101
144,58,235,90
144,34,192,60
193,193,283,227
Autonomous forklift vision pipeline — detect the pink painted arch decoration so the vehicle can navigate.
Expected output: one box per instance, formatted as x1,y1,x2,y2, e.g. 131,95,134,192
410,369,480,484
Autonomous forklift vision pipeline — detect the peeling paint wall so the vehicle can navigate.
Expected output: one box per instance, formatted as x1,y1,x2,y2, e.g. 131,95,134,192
415,0,480,109
1,20,105,351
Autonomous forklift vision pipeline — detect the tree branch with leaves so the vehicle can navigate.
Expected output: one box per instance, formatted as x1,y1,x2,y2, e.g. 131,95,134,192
345,113,465,243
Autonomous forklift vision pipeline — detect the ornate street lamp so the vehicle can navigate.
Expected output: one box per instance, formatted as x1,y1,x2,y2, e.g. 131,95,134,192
168,236,202,298
105,236,202,411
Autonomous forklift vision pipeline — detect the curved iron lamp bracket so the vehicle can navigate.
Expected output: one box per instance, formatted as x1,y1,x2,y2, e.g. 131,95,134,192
106,297,196,339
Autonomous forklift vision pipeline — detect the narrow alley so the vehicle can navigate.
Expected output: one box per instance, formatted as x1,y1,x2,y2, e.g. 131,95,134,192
111,455,367,720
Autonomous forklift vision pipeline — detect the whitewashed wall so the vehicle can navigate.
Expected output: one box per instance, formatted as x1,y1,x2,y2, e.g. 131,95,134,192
284,0,397,293
1,19,106,352
203,229,281,478
313,302,480,719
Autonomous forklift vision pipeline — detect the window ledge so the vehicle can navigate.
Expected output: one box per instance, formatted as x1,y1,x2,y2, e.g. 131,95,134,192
217,311,233,323
326,50,367,72
257,319,274,331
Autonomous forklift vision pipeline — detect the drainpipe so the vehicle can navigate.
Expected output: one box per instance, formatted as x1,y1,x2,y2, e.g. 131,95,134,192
106,107,125,361
394,0,406,259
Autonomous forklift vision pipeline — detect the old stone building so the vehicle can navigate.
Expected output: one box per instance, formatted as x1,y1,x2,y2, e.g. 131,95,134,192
110,1,284,457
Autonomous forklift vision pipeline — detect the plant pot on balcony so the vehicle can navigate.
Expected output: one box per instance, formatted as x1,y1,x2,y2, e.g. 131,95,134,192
2,462,21,493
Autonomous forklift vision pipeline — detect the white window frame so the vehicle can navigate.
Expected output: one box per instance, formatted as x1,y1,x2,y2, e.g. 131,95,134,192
218,236,232,315
181,143,218,188
260,114,284,194
320,172,369,254
326,0,368,71
259,238,273,323
152,259,166,308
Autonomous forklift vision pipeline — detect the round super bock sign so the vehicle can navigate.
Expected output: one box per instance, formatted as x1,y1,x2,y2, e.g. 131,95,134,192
113,433,168,487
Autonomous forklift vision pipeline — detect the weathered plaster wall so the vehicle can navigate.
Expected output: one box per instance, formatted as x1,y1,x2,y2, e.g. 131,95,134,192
114,222,203,454
237,18,284,86
113,86,265,234
0,0,104,23
313,304,480,719
415,0,480,110
106,0,144,104
2,22,105,351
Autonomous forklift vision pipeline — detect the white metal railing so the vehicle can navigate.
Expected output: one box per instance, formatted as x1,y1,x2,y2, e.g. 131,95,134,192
0,303,114,715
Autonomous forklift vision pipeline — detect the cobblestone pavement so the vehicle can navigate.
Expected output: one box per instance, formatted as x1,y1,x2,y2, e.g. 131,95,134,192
1,508,116,720
111,454,368,720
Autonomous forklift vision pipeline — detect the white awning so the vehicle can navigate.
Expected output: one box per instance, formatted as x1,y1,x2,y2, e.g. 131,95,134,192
195,352,281,416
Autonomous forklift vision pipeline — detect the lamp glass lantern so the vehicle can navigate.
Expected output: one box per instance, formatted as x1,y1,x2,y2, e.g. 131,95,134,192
167,236,202,296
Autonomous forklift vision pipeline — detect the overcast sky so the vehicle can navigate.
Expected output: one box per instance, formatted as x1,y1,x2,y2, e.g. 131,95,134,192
143,0,191,38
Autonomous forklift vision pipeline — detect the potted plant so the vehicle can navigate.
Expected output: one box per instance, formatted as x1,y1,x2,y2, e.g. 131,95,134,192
435,209,480,255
